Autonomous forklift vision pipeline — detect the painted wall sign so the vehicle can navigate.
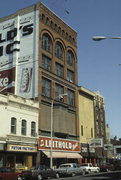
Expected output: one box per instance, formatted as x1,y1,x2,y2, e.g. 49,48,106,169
89,138,103,148
7,144,37,152
0,67,15,93
0,24,33,56
0,10,39,98
38,136,80,152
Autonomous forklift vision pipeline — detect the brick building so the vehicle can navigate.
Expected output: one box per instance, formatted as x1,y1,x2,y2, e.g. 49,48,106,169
0,2,81,167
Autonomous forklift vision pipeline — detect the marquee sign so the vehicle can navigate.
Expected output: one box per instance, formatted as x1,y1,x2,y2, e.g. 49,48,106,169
0,10,39,98
38,136,80,152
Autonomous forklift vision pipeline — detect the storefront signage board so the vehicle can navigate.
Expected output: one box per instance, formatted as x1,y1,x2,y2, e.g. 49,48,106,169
38,136,80,152
7,144,37,152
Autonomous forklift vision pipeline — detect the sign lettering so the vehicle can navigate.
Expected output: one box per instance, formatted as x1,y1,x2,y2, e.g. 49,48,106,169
0,23,33,57
0,77,8,87
38,136,80,152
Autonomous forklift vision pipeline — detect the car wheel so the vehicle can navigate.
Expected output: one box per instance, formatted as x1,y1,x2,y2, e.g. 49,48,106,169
82,170,86,175
55,173,60,179
17,176,23,180
71,172,76,177
38,174,42,180
88,169,91,174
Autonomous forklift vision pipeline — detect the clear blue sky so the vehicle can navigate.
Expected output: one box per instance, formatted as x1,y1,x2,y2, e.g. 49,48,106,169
1,0,121,139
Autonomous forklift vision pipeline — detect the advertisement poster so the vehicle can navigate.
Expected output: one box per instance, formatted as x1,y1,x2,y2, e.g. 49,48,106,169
0,10,39,98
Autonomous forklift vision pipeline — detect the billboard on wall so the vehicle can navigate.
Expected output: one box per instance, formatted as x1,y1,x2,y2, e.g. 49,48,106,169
38,136,81,152
0,9,39,98
89,138,103,148
0,67,15,93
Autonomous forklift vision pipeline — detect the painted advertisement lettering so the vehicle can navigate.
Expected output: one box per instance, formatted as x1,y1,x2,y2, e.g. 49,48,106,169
0,24,33,56
0,11,39,98
0,68,15,93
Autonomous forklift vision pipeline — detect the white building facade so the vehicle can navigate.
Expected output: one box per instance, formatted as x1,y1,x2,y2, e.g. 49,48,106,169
0,93,39,169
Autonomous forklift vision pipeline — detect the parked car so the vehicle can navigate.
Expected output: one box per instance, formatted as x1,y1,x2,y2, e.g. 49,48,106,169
0,167,23,180
19,165,59,180
100,163,115,172
55,163,86,177
80,163,100,174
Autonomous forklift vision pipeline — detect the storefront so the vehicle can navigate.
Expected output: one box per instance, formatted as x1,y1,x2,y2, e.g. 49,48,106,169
6,144,37,170
38,136,82,168
0,142,6,167
80,143,96,165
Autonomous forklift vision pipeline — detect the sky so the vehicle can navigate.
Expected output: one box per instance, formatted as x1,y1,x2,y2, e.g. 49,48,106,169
0,0,121,139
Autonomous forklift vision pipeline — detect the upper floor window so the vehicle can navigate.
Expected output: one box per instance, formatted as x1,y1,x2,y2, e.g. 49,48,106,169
81,125,83,136
21,120,26,136
55,63,64,78
42,78,51,98
55,42,63,60
42,33,52,53
11,117,16,134
55,84,64,101
67,50,74,66
91,128,93,138
31,122,36,137
67,69,74,83
67,89,75,106
42,54,51,71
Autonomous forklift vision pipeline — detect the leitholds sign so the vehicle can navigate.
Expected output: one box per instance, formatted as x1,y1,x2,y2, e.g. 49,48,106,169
0,10,39,98
38,136,80,152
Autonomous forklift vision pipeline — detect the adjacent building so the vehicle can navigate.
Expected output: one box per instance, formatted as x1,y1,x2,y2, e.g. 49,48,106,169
78,86,96,164
78,87,107,165
0,93,39,168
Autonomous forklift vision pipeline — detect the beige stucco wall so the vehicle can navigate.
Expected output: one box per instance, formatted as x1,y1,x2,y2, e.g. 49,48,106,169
78,87,95,144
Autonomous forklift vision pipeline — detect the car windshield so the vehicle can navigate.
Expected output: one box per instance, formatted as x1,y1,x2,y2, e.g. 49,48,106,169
59,165,71,168
81,163,88,166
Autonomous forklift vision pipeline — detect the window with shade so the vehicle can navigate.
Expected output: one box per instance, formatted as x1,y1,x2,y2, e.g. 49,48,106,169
55,42,64,60
42,54,51,71
55,84,64,101
21,120,27,136
11,117,17,134
55,63,64,77
42,33,52,53
67,69,74,83
67,89,75,106
66,50,74,66
42,78,51,98
31,122,36,137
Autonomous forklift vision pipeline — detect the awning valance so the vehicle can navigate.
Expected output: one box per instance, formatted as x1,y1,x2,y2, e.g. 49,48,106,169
42,151,82,159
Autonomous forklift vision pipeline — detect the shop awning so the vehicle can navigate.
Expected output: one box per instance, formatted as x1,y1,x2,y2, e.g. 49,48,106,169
42,151,82,159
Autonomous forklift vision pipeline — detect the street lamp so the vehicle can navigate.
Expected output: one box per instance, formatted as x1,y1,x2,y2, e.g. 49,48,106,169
92,36,121,41
50,93,68,169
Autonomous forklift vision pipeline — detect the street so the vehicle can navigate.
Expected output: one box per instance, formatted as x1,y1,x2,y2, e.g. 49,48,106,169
51,171,121,180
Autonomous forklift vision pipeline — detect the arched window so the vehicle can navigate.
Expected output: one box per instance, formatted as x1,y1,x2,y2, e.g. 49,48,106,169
31,121,36,136
58,27,61,35
55,42,63,60
21,120,26,136
46,17,49,25
11,117,17,134
62,30,65,37
42,14,45,22
67,50,74,66
42,33,52,53
50,20,53,28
